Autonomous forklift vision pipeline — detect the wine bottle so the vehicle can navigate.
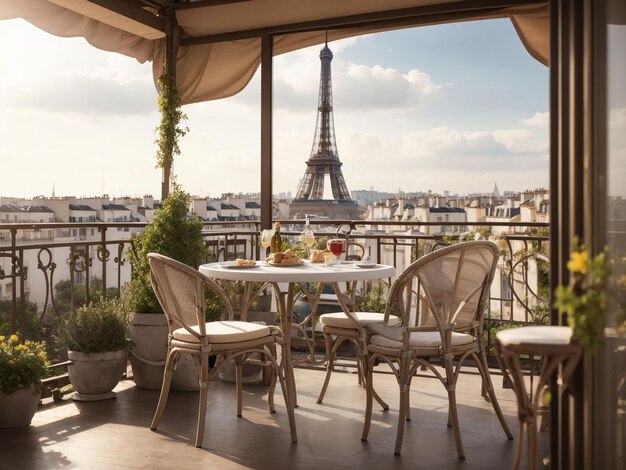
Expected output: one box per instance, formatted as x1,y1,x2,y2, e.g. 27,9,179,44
271,222,282,253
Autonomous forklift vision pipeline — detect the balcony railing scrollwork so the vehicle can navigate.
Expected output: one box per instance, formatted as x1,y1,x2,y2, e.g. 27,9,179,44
0,220,549,373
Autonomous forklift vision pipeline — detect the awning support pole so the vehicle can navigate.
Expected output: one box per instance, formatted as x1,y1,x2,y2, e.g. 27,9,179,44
261,34,274,229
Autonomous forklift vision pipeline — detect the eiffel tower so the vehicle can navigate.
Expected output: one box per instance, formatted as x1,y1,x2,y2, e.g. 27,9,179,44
291,42,361,219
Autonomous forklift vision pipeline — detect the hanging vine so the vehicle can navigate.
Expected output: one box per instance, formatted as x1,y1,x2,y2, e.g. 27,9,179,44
155,72,189,169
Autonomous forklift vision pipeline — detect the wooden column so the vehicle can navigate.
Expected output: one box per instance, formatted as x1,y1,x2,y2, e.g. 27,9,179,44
260,35,274,229
549,1,602,468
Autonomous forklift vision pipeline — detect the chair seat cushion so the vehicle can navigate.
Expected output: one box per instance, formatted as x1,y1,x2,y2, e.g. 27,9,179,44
320,311,400,329
172,321,271,344
370,331,475,349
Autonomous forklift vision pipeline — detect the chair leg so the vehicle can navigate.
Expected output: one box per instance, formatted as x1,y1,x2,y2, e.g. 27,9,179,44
150,348,178,431
275,343,298,443
361,350,390,411
512,420,524,470
195,352,210,448
394,357,411,455
527,418,538,470
361,353,375,442
473,350,513,439
317,333,340,403
443,355,465,459
266,346,277,413
235,356,244,418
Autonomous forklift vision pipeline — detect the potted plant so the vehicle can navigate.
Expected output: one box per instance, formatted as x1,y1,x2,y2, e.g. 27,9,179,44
59,298,131,401
124,183,206,391
0,334,48,428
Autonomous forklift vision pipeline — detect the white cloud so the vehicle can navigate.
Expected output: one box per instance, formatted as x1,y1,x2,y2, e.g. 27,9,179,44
269,41,443,113
401,127,511,160
272,123,549,195
492,129,545,153
334,63,441,111
521,111,549,127
2,73,155,115
0,20,550,199
405,69,442,95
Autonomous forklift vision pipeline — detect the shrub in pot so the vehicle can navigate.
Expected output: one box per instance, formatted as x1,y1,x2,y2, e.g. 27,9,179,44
0,334,48,428
60,298,131,401
124,183,207,391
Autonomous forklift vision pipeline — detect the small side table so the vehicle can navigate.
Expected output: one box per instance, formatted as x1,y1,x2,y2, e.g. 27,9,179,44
495,326,582,470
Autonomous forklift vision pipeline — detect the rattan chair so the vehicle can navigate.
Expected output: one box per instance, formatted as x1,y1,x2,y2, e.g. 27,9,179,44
316,297,399,408
147,253,297,447
361,241,512,457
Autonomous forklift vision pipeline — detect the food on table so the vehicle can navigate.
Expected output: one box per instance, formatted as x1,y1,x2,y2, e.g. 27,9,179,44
309,249,328,263
267,249,302,265
234,258,256,266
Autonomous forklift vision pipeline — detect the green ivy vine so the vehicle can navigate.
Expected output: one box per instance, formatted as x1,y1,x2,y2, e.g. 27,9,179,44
155,73,189,169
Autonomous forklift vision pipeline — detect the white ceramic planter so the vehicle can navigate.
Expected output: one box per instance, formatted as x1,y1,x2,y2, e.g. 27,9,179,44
0,387,40,429
129,312,199,391
68,349,127,401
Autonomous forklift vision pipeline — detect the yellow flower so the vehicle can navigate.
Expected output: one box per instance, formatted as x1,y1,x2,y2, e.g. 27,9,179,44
0,335,4,341
9,360,15,365
38,352,48,361
9,334,18,343
567,250,588,274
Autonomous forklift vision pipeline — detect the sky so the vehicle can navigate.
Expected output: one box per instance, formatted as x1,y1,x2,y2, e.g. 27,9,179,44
0,17,549,200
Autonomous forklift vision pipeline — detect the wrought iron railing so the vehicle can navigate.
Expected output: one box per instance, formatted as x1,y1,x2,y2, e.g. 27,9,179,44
0,219,549,364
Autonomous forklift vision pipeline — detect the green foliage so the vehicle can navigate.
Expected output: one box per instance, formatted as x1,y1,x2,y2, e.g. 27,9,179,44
54,277,119,315
356,282,389,313
0,299,45,341
125,183,206,313
0,333,49,394
155,73,188,169
459,227,491,242
485,321,521,355
554,246,611,352
411,240,427,262
441,235,458,244
313,236,330,251
280,239,306,259
59,298,131,354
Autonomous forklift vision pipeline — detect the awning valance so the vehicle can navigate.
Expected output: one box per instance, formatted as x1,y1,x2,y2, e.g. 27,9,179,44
0,0,549,105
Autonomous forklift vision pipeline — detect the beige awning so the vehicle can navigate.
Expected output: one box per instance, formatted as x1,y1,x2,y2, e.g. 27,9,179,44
0,0,549,105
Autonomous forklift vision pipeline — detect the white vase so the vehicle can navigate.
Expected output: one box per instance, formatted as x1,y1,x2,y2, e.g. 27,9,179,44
0,386,41,429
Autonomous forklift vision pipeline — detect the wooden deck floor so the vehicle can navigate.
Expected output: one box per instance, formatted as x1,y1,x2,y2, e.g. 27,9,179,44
1,361,543,470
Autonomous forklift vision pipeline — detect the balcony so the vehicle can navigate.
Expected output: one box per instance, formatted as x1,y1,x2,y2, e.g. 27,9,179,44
1,357,529,469
0,221,551,468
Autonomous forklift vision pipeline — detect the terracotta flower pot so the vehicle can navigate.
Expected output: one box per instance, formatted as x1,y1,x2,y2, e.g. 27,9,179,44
0,386,40,429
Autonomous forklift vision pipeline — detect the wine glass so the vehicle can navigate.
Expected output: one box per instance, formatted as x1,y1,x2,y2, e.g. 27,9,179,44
260,229,273,259
301,227,315,258
326,239,345,265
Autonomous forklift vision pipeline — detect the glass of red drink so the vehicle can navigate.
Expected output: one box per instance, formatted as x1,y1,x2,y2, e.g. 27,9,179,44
326,239,345,264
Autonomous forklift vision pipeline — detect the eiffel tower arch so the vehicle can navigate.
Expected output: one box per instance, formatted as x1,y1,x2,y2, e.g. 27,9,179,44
291,43,361,220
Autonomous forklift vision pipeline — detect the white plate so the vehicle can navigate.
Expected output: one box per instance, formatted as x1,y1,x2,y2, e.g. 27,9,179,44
219,262,259,269
355,262,377,269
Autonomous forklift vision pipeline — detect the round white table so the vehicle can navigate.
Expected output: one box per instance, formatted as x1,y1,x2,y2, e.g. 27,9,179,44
199,261,396,406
